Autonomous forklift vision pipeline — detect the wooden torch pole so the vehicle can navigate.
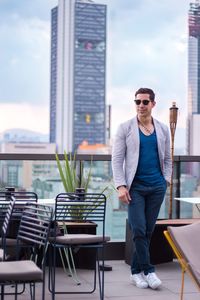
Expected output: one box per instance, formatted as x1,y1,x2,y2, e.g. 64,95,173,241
169,102,178,219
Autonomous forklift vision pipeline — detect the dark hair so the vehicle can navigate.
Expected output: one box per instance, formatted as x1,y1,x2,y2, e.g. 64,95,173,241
135,88,155,101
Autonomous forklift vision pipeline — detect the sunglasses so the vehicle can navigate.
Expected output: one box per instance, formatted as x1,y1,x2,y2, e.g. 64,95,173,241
134,99,151,105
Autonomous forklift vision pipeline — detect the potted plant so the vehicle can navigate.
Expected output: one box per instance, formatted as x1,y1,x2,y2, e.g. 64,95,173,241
55,151,110,220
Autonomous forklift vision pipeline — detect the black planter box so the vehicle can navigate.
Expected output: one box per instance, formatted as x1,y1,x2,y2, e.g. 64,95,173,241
125,219,173,265
125,219,195,265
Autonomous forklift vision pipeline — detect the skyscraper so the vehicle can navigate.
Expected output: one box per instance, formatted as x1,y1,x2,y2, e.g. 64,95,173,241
188,0,200,155
50,0,107,153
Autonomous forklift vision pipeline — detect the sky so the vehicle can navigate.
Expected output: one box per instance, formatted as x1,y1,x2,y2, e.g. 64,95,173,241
0,0,191,151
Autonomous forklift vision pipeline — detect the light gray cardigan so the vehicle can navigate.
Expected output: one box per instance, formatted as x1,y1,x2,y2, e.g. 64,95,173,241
112,116,172,190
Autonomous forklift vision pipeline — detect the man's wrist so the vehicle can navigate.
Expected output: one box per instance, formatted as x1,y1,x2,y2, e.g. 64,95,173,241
117,185,126,190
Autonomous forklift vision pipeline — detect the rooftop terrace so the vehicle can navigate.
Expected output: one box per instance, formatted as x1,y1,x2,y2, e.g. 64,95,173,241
4,259,199,300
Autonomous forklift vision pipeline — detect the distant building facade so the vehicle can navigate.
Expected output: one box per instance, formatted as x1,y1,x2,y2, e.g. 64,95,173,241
50,0,107,153
0,129,48,144
188,1,200,155
0,143,56,190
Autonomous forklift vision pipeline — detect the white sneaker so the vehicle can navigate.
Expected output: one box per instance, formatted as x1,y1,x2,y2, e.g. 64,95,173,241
143,272,162,289
130,273,148,289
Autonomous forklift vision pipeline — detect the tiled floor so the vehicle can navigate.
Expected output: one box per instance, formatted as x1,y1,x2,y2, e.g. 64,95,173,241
3,259,200,299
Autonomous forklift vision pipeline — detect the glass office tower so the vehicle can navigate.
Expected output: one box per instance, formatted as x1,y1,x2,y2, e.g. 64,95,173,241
50,0,107,153
188,1,200,155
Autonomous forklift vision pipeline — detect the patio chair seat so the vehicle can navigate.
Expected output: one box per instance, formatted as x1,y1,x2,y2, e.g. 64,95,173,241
168,222,200,285
51,233,110,245
0,238,26,247
0,260,43,282
164,222,200,299
0,238,17,247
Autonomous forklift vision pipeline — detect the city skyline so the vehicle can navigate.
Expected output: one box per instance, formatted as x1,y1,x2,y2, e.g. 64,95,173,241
0,0,191,152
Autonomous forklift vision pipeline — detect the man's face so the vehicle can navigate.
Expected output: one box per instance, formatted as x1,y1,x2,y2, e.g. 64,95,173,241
135,93,155,118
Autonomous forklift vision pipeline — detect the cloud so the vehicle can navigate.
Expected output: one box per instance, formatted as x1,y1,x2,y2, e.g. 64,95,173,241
0,0,57,20
107,0,188,90
0,103,49,134
105,0,189,152
0,14,51,104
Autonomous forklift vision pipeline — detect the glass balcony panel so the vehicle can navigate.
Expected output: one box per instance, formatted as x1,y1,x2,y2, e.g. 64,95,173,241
0,155,200,241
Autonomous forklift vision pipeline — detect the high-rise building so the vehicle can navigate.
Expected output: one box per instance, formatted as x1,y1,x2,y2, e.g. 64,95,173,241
188,0,200,155
50,0,107,153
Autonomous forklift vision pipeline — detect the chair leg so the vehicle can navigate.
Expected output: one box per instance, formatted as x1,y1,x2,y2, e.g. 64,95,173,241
48,244,52,292
42,271,46,300
180,268,185,300
48,244,54,294
59,247,81,285
97,248,105,300
14,284,18,300
50,245,56,300
29,283,34,300
32,283,35,300
1,285,5,300
97,258,102,298
29,282,36,300
101,260,105,300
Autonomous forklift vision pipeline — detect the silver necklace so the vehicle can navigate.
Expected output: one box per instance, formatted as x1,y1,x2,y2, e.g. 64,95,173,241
137,118,153,135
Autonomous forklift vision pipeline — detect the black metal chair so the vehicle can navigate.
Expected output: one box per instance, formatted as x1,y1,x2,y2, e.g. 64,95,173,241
0,202,53,300
48,192,110,300
0,191,38,257
0,195,22,297
0,195,16,261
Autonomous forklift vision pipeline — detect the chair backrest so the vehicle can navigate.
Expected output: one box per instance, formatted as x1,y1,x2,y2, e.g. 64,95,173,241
1,195,16,238
168,222,200,288
0,191,38,202
0,191,38,238
17,202,52,245
16,203,53,267
55,192,107,235
1,195,16,260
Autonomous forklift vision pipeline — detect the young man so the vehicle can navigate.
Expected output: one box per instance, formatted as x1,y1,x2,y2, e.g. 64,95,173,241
112,88,172,289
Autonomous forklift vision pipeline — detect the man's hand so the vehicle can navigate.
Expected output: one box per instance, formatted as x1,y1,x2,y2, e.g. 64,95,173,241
117,186,131,204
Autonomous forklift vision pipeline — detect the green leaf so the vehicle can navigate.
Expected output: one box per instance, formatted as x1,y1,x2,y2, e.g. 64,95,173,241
63,151,74,192
55,153,68,191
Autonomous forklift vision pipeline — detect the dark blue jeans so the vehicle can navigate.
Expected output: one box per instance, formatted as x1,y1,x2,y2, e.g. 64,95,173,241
128,180,167,275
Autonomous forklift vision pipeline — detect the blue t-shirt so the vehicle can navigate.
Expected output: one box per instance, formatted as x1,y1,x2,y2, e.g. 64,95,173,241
134,129,165,186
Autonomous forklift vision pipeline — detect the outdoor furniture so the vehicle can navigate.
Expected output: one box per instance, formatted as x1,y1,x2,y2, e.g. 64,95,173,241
0,195,16,261
0,191,38,258
48,192,110,300
0,194,26,297
164,222,200,300
0,202,53,300
175,197,200,214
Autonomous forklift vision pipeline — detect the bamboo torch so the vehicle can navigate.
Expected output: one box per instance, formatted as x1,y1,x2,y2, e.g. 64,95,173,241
169,102,178,219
